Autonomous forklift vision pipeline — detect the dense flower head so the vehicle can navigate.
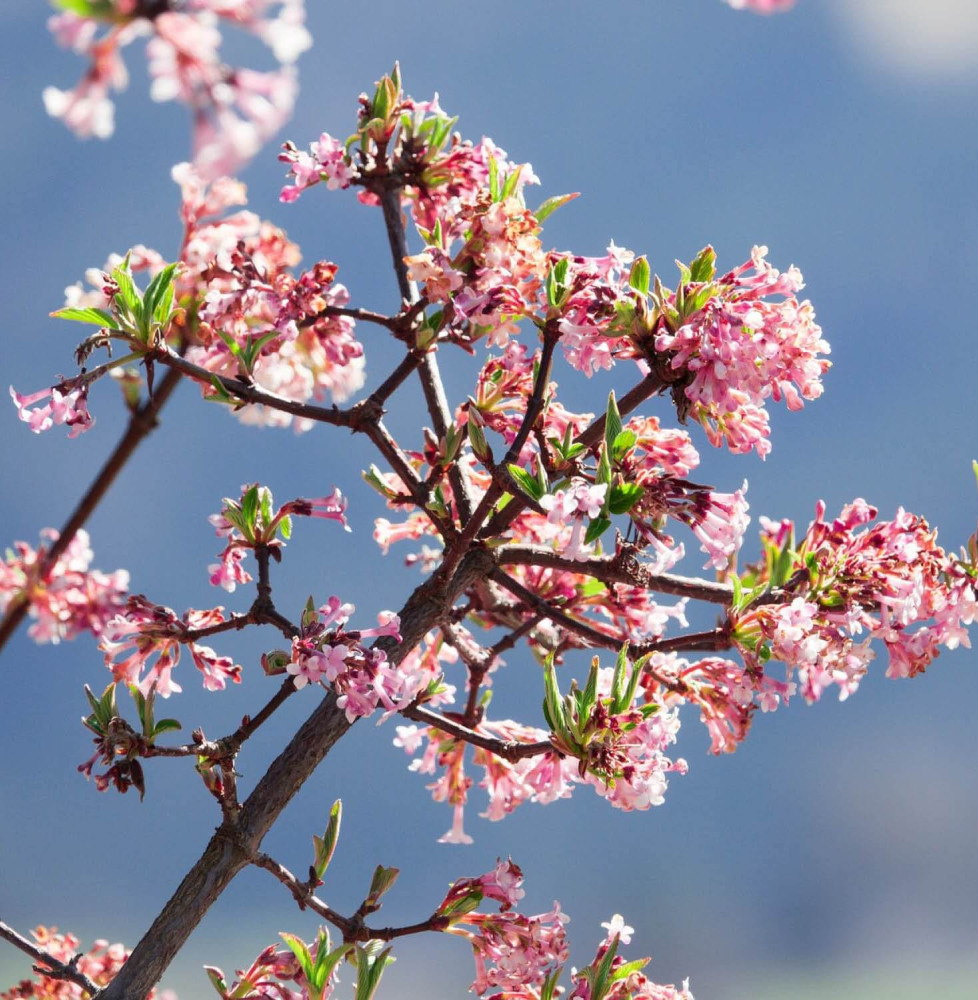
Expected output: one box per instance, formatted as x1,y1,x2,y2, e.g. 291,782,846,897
0,529,128,645
204,933,328,1000
10,383,94,438
733,499,978,704
100,596,241,696
282,601,458,723
0,926,174,1000
45,1,311,178
454,902,569,996
654,246,830,458
189,246,365,430
280,70,537,233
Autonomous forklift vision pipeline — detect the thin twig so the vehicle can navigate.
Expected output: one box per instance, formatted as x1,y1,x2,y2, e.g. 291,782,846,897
376,184,475,522
480,370,666,539
0,919,100,997
496,544,735,604
400,703,555,762
0,365,183,658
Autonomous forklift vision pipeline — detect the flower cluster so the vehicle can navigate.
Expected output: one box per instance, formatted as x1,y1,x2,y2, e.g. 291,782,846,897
451,900,569,996
208,483,348,591
394,653,688,842
9,383,94,438
45,0,311,178
733,500,978,703
100,596,241,695
203,941,314,1000
0,529,128,644
566,916,695,1000
280,70,535,233
0,927,174,1000
279,599,457,723
654,246,830,458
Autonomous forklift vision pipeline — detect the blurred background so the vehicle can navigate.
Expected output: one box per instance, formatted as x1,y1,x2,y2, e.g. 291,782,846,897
2,1,978,996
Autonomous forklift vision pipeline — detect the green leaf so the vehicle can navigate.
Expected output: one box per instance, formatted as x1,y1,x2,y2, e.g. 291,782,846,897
353,944,394,1000
506,463,545,502
580,659,600,716
152,719,182,737
604,392,623,458
608,483,644,515
543,660,568,737
628,256,651,296
50,306,122,329
488,154,500,201
203,966,228,997
611,429,636,461
540,967,564,1000
280,933,315,984
279,515,292,541
366,865,399,904
314,799,342,879
689,245,717,284
584,517,611,545
500,167,522,201
142,262,180,328
240,486,260,538
52,0,117,17
111,259,141,316
534,192,579,224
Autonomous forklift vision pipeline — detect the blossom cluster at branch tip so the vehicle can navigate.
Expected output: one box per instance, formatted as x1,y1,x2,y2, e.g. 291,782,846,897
0,529,128,645
100,596,241,696
45,1,311,179
731,499,978,704
208,483,348,591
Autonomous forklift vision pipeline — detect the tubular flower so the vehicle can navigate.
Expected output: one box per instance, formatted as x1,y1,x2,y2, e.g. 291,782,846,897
733,499,978,705
100,596,241,695
654,246,829,457
46,1,311,179
0,529,128,645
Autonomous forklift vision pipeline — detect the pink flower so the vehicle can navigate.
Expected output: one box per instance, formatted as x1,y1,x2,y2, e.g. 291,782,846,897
10,384,94,437
0,529,128,645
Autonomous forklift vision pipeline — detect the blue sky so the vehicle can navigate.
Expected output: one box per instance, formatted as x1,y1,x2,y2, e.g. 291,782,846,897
2,1,978,996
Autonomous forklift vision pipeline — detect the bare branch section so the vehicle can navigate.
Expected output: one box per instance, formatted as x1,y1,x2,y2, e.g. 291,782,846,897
496,543,735,605
401,703,555,762
0,366,183,658
0,919,100,997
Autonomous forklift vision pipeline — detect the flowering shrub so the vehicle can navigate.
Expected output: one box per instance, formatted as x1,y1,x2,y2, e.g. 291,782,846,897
6,0,976,998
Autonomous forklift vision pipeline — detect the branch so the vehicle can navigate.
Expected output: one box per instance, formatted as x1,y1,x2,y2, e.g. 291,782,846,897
496,544,735,604
401,703,555,763
480,370,666,539
98,546,496,1000
152,349,366,429
0,919,100,997
255,852,449,944
0,366,183,658
489,569,732,662
377,185,475,522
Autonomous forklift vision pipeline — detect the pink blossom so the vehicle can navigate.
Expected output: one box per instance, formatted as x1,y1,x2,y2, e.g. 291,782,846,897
0,529,128,645
10,384,94,437
655,246,829,457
